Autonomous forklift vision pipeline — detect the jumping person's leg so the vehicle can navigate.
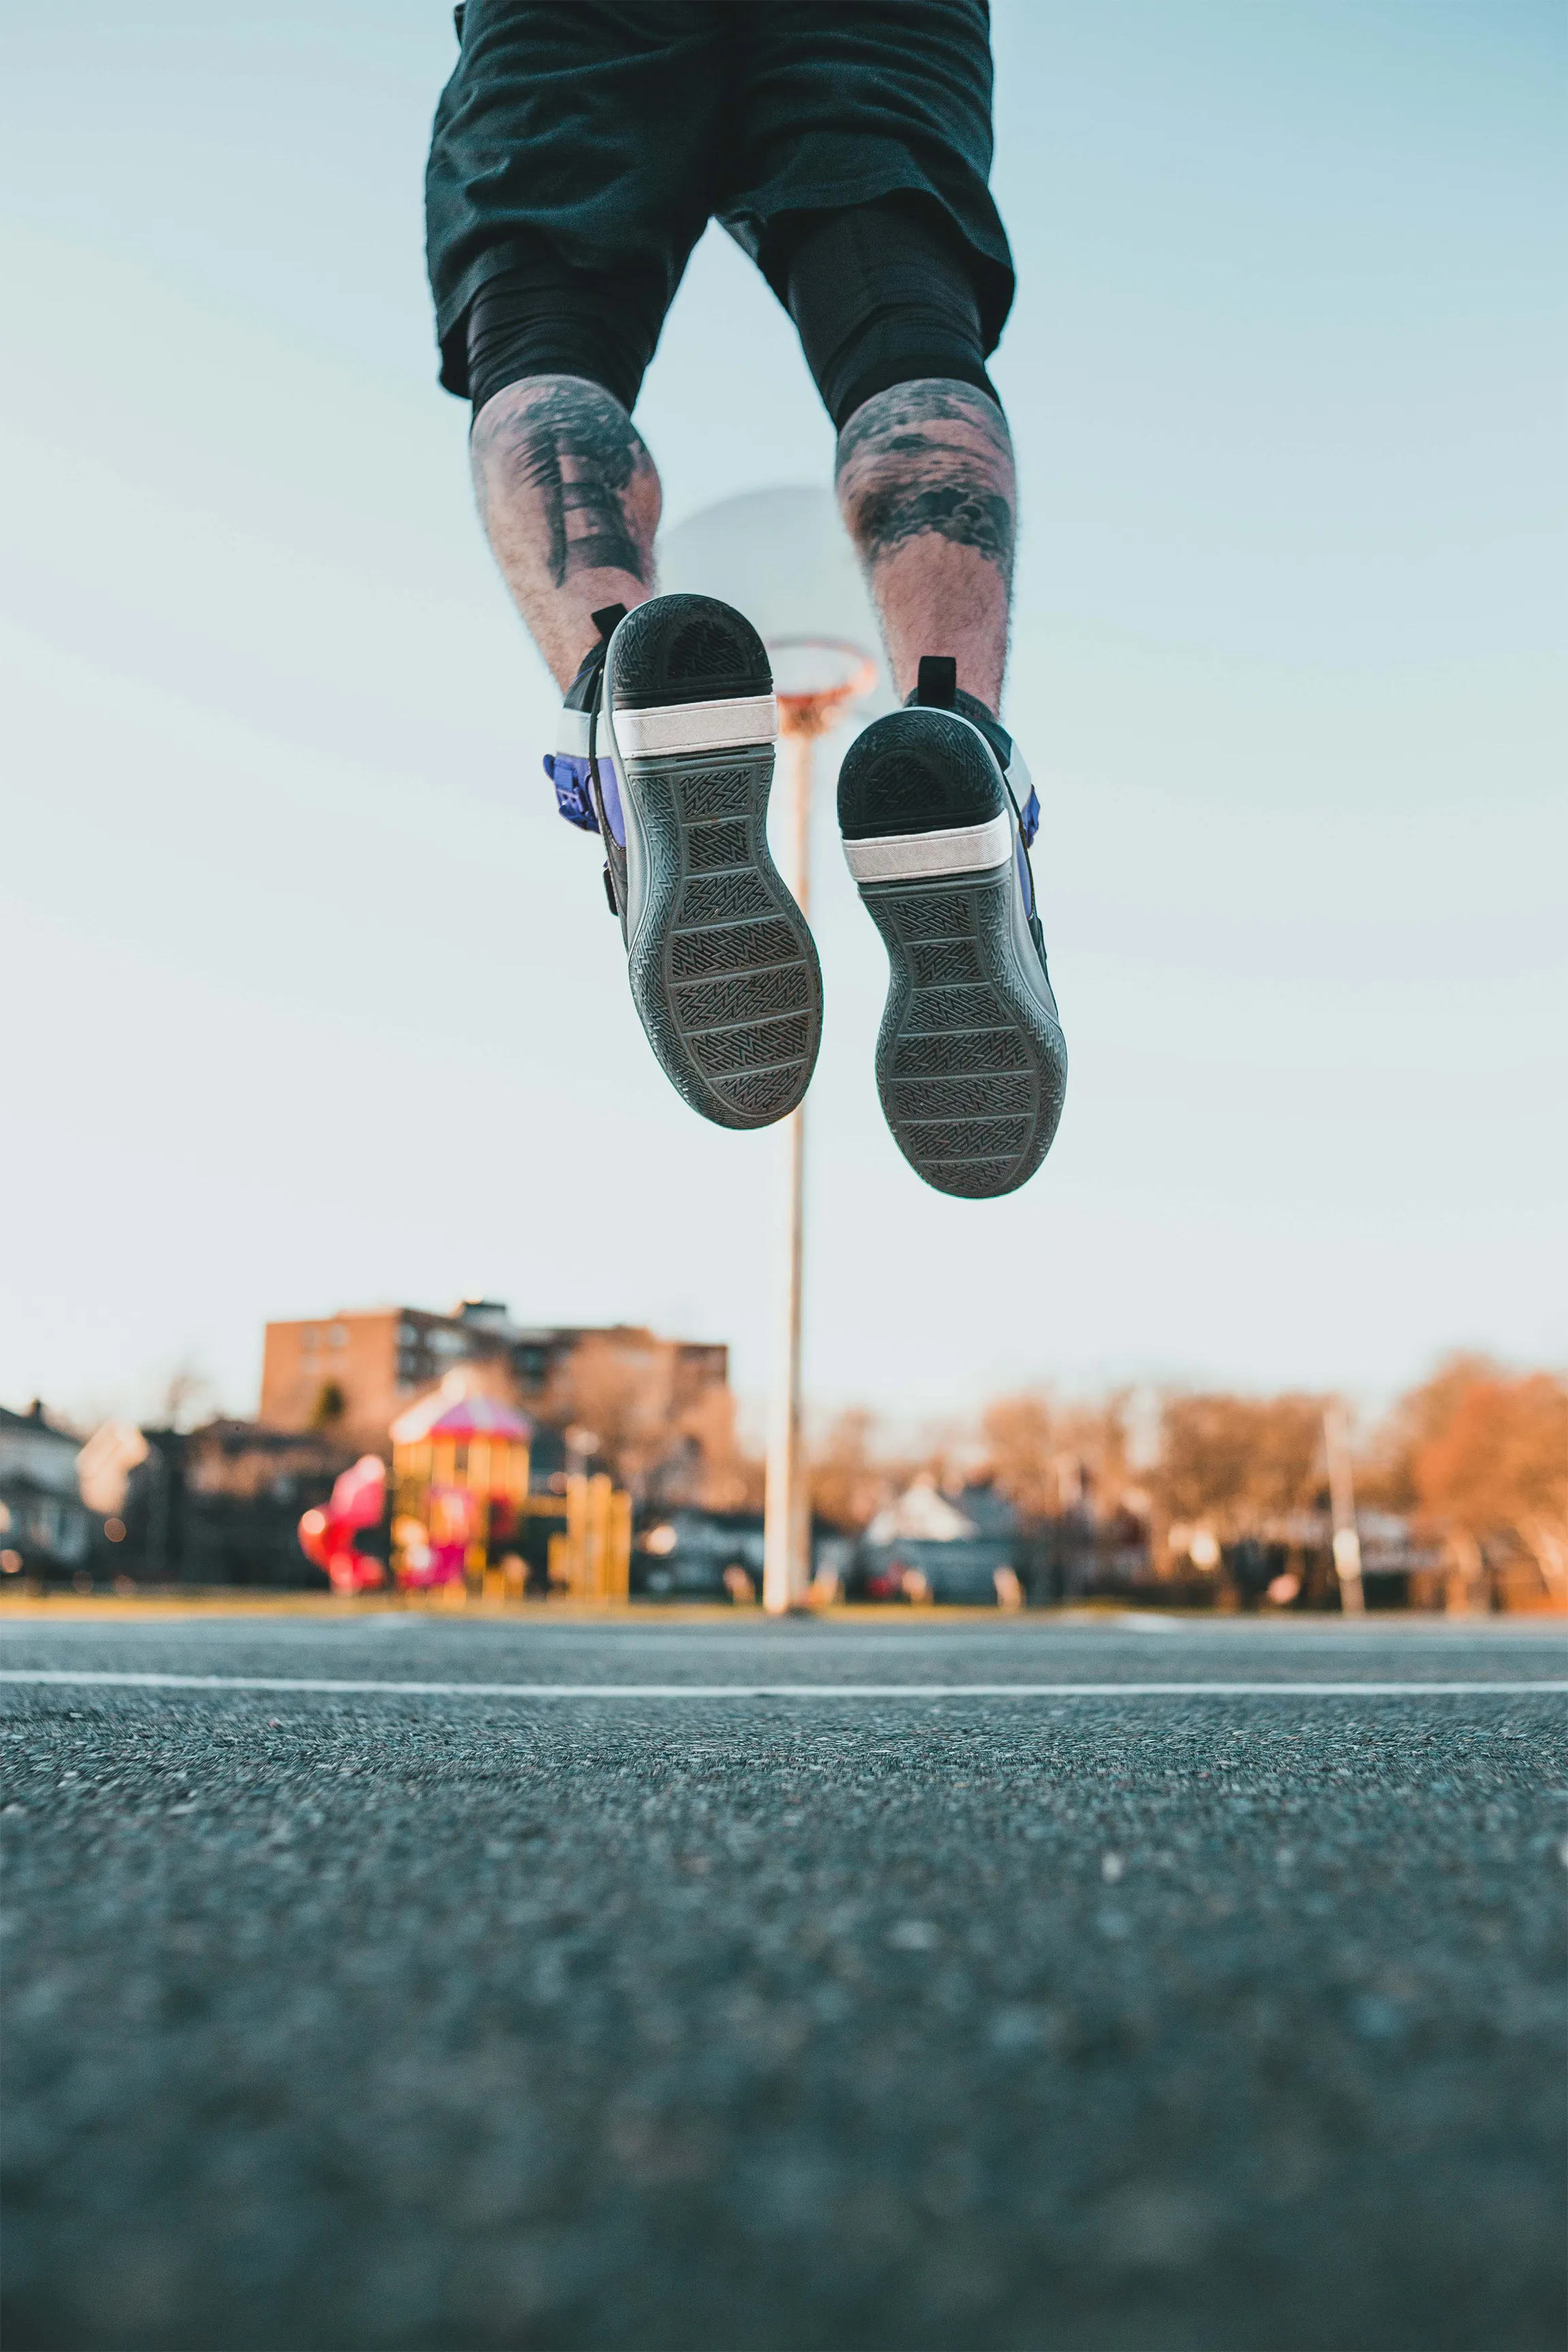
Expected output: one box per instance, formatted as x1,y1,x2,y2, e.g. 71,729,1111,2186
710,0,1062,1196
453,259,822,1134
461,252,672,689
834,378,1014,715
425,0,825,1136
459,290,820,1132
774,197,1065,1200
470,372,660,694
781,199,1015,713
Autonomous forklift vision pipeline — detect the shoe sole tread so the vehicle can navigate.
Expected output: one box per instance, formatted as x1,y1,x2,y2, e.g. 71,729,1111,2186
839,709,1066,1198
610,598,820,1130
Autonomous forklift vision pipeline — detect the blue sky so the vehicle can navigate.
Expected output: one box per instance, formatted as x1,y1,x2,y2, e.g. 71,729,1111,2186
2,1,1563,1434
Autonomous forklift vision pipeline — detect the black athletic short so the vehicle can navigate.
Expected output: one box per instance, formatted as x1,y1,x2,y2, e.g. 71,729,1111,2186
426,0,1014,416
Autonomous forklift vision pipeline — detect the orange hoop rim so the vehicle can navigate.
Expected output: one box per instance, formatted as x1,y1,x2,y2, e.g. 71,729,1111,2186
768,634,879,737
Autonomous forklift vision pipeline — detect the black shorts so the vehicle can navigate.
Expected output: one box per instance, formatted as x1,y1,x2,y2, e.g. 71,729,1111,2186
426,0,1014,412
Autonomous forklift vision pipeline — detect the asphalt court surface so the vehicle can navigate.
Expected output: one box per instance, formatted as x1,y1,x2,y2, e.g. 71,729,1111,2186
3,1614,1565,2350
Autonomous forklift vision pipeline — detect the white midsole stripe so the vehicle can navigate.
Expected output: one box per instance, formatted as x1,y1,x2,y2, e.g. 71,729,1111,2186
612,694,778,758
843,811,1013,884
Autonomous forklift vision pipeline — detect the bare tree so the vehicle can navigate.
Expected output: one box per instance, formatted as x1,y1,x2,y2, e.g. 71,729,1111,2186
1356,1353,1499,1513
541,1335,758,1508
809,1409,897,1531
1411,1365,1568,1609
979,1392,1058,1524
161,1365,216,1434
1154,1392,1327,1544
676,1382,762,1512
542,1335,675,1497
1056,1393,1137,1518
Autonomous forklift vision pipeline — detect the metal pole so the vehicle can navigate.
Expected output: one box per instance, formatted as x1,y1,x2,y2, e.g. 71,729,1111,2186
1323,1403,1366,1617
763,732,813,1614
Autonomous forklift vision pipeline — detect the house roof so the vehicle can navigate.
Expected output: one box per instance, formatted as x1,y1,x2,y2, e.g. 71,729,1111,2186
0,1404,76,1442
865,1478,977,1546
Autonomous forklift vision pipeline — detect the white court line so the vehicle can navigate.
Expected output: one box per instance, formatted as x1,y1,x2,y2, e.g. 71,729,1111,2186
0,1671,1562,1699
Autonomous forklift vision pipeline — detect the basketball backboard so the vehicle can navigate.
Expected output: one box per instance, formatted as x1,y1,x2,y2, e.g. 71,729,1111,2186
657,486,894,725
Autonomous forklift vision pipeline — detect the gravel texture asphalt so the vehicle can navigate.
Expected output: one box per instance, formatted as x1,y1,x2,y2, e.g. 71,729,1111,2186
2,1612,1565,2352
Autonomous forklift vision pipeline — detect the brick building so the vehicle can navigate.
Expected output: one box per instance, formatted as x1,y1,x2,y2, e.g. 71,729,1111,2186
259,1299,729,1464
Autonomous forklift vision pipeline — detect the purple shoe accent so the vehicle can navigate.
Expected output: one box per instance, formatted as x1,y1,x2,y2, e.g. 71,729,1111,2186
544,752,624,844
1015,783,1039,915
544,753,598,832
595,757,625,847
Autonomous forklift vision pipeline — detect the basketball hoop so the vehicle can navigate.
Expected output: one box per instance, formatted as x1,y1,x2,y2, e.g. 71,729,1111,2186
768,635,880,740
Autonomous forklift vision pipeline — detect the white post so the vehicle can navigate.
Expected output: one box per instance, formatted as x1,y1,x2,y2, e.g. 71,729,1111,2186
764,733,813,1614
1323,1403,1366,1618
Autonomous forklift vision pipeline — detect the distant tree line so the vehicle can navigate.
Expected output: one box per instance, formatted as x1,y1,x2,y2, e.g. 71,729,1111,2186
568,1351,1567,1612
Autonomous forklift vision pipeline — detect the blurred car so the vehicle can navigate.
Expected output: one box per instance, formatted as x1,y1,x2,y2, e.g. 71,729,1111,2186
632,1508,764,1601
848,1479,1026,1605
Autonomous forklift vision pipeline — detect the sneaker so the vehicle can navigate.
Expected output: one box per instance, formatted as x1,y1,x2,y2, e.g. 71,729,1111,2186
546,594,823,1130
836,656,1067,1198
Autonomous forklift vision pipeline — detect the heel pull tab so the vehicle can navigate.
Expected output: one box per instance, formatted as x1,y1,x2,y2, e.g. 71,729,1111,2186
915,655,958,709
591,604,628,640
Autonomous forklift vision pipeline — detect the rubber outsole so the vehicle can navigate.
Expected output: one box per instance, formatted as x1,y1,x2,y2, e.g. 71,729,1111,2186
608,597,821,1132
860,867,1066,1198
840,706,1066,1199
838,706,1002,838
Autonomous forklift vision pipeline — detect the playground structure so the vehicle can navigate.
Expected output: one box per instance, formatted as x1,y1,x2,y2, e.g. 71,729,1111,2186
549,1473,633,1604
372,1371,632,1603
297,1453,387,1595
389,1376,532,1595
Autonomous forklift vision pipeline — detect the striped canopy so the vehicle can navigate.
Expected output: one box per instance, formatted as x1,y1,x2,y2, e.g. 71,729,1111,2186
390,1382,532,1446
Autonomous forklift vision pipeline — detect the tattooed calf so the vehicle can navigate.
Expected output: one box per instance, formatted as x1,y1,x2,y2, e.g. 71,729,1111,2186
473,378,655,586
836,379,1015,578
